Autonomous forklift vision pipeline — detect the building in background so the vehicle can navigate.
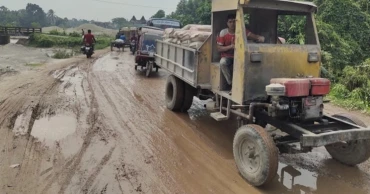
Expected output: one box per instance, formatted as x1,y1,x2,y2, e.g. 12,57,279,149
130,16,147,27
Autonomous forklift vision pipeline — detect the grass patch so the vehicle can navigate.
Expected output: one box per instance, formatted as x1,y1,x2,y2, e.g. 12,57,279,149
25,63,44,67
328,83,370,114
29,33,112,50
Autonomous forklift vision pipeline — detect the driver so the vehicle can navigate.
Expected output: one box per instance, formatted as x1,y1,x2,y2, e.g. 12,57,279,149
130,34,138,50
83,29,96,50
119,34,126,42
217,14,264,94
131,34,137,42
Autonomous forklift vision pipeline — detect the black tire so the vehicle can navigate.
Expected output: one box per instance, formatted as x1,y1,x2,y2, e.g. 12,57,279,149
233,124,278,186
181,84,196,112
325,113,370,166
165,75,184,111
146,61,153,77
156,67,159,72
134,65,138,70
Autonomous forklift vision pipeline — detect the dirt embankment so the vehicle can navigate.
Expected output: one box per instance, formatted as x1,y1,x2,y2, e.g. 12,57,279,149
0,49,370,194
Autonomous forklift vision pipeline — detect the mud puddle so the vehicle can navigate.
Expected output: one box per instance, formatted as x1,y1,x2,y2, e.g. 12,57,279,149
31,114,77,147
261,160,370,194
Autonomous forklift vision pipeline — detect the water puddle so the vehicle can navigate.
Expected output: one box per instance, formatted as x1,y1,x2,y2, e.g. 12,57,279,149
264,162,369,194
275,162,317,192
31,114,77,147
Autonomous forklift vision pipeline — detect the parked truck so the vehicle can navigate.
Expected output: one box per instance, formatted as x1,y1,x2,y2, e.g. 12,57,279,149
154,0,370,187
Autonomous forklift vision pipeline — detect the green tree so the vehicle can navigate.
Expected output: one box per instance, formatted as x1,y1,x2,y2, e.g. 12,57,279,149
167,0,211,25
21,3,47,27
47,9,56,26
112,17,132,28
151,10,165,18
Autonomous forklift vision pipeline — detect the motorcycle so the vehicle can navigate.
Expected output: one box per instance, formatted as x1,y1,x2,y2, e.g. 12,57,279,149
130,40,136,55
81,43,94,58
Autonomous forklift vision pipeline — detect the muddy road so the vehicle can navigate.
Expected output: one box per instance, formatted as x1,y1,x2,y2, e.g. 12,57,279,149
0,50,370,194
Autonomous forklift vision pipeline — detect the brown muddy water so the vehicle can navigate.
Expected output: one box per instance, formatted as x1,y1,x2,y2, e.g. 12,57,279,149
0,50,369,194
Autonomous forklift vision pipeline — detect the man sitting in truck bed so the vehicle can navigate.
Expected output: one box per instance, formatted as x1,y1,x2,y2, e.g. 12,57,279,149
217,14,265,94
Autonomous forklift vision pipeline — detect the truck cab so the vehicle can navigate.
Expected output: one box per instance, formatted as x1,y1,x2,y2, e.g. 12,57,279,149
211,0,321,104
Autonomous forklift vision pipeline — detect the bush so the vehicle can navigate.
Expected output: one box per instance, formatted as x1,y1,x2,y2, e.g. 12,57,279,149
49,29,67,36
69,32,81,37
49,29,61,36
330,84,349,99
37,36,54,48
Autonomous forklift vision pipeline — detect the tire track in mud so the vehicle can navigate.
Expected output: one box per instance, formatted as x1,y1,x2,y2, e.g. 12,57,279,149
42,61,105,194
81,146,116,193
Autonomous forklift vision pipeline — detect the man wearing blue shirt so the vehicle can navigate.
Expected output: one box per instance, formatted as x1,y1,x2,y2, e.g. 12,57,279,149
119,34,126,42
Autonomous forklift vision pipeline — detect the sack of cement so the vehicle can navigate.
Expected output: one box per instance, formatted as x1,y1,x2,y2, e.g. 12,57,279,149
190,31,211,42
189,41,204,49
115,39,124,43
164,28,180,38
182,24,212,32
164,38,172,43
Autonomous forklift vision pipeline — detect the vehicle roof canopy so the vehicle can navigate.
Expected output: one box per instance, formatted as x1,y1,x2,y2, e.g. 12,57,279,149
212,0,317,13
148,18,181,22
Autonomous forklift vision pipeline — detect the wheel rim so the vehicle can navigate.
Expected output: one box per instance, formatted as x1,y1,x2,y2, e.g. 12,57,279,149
329,140,358,154
239,137,261,174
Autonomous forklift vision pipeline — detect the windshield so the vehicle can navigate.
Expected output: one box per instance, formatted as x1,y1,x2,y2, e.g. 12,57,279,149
242,9,318,45
149,19,181,29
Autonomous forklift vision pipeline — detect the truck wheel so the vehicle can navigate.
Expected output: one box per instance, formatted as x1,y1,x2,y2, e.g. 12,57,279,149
181,84,196,112
165,75,184,111
325,113,370,166
233,124,278,186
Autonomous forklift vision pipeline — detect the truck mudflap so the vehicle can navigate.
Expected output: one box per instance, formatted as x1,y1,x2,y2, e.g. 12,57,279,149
302,128,370,147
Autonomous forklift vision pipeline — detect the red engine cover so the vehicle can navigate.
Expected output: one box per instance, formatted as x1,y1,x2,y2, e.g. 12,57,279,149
270,78,310,97
309,78,331,95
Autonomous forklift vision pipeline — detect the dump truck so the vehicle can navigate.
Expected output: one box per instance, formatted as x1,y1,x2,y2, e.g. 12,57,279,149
154,0,370,187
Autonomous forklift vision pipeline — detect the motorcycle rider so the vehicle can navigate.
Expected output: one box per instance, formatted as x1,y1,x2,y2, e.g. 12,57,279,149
83,29,96,51
130,34,138,51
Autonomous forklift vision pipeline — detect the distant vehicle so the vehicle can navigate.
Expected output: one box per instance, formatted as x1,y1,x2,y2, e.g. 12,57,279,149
134,26,163,77
146,18,182,29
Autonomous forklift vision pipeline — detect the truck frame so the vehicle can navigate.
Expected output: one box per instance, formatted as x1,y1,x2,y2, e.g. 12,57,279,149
154,0,370,187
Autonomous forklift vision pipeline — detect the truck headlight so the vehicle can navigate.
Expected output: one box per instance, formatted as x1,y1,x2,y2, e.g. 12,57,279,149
308,52,319,63
250,52,262,63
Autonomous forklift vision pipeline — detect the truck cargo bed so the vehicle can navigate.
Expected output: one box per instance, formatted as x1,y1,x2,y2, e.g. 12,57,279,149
155,37,212,88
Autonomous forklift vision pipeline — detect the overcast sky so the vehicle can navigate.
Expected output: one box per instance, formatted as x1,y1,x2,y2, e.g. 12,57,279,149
1,0,178,21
